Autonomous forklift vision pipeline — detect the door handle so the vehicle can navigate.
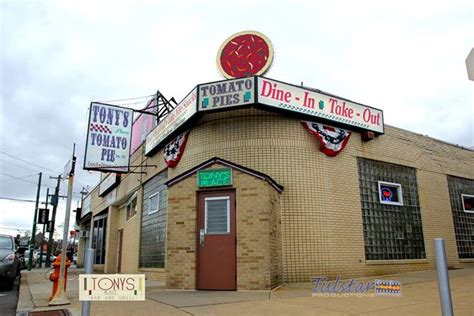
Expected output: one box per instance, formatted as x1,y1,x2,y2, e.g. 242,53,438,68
200,229,205,247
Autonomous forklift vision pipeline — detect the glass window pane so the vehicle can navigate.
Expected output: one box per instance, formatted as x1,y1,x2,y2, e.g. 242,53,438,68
357,158,425,260
448,177,474,258
206,198,229,234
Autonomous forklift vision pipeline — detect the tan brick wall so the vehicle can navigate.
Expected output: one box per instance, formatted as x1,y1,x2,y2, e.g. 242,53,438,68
166,175,197,289
83,107,474,284
167,108,474,282
166,165,283,290
269,187,283,288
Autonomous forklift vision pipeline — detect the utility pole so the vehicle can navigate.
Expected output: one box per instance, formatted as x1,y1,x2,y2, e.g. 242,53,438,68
38,188,49,268
46,175,62,267
49,144,76,306
28,172,42,271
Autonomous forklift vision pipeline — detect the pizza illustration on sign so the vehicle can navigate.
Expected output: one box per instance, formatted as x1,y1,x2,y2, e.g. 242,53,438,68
217,31,274,79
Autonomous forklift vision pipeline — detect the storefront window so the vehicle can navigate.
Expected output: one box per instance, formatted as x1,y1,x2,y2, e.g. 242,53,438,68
447,176,474,258
140,170,167,268
91,213,107,264
357,158,426,260
126,195,137,221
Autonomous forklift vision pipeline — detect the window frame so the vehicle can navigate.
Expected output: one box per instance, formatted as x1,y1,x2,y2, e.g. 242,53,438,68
204,196,230,235
461,194,474,213
125,194,137,222
378,181,404,206
148,191,160,215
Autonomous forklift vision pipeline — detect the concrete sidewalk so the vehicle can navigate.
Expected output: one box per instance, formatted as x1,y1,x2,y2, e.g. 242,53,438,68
17,264,474,316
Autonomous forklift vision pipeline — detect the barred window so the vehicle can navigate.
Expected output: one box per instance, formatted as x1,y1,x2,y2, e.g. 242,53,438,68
357,158,426,260
140,170,168,268
447,176,474,259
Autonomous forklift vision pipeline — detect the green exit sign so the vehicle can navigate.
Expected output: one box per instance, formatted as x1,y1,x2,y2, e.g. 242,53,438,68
197,169,232,188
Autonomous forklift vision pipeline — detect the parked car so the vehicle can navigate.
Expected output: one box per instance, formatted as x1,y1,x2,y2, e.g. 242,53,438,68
0,234,20,289
36,253,56,265
23,249,38,268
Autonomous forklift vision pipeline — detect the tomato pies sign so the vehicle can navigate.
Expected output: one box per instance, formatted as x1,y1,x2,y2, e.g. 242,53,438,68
217,31,274,78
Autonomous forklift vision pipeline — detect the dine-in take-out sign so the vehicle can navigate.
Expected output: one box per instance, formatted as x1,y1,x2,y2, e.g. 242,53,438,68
257,77,384,134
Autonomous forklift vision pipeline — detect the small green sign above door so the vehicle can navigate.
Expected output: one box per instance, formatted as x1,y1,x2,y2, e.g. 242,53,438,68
197,169,232,188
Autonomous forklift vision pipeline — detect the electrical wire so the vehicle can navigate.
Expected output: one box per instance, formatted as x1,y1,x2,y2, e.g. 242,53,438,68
0,172,41,186
0,172,55,190
0,172,39,182
0,196,37,203
0,151,61,174
98,94,155,103
0,158,46,174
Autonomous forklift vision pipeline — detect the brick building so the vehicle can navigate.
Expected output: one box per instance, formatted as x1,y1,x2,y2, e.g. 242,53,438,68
78,77,474,290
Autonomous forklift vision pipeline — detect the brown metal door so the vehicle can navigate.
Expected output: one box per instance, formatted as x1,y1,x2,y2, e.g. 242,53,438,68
197,190,236,290
117,229,123,273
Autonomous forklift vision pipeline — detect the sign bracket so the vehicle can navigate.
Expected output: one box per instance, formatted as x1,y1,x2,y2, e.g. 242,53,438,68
133,91,177,122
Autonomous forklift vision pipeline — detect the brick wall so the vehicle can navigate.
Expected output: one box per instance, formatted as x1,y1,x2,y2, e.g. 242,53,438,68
167,108,474,282
166,164,283,290
84,107,474,284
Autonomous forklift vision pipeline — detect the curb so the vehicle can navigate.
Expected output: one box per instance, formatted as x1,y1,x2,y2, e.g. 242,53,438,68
16,272,35,313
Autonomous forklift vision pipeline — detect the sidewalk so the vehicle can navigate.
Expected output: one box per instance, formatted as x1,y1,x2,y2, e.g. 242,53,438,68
17,264,474,316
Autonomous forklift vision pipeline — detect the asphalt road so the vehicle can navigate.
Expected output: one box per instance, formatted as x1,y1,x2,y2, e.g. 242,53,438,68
0,276,20,316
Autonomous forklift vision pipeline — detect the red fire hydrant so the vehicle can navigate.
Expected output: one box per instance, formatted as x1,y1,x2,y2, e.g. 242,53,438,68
49,255,71,299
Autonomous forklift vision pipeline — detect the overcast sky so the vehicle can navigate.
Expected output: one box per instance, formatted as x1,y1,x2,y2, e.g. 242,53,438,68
1,0,473,236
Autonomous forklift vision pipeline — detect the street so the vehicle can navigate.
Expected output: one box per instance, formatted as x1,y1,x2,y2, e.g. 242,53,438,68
0,276,20,316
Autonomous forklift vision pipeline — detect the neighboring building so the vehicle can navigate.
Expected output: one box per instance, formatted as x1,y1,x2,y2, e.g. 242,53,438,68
78,77,474,291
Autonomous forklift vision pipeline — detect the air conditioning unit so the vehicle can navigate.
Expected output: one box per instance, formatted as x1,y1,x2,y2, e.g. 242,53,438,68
80,231,90,238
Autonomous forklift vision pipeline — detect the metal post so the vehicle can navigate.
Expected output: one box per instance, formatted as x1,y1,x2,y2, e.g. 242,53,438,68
28,172,42,271
39,188,49,268
46,175,62,267
434,238,454,316
81,248,94,316
49,144,76,306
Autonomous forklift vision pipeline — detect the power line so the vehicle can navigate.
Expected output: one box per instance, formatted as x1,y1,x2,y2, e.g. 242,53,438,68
0,172,38,182
0,151,61,174
0,172,54,190
0,196,37,203
0,158,44,174
0,172,40,185
98,94,154,103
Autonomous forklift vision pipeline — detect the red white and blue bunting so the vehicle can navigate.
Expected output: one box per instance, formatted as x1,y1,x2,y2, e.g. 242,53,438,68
163,131,190,168
301,121,351,157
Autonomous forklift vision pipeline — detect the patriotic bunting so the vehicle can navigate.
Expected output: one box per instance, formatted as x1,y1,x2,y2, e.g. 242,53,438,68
302,121,351,157
163,131,190,168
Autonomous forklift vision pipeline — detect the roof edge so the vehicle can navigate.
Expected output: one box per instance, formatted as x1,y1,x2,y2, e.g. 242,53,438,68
166,157,284,193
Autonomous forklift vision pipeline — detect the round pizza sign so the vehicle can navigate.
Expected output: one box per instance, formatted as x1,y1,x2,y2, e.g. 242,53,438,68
217,31,274,79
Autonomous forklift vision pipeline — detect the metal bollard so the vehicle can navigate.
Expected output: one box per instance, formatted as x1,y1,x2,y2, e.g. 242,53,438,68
81,248,95,316
434,238,453,316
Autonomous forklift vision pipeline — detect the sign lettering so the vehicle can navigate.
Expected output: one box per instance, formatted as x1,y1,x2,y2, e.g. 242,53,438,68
198,77,255,111
257,77,384,133
84,103,134,173
197,169,233,187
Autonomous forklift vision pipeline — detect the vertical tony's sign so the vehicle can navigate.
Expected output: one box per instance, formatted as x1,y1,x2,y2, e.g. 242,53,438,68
84,102,134,173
